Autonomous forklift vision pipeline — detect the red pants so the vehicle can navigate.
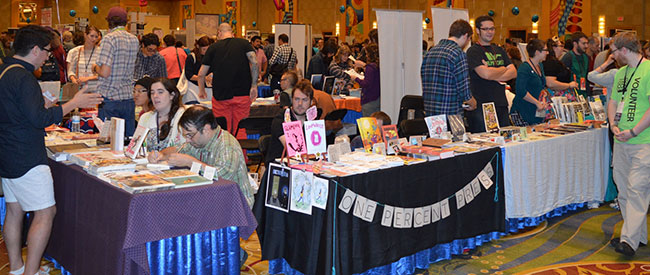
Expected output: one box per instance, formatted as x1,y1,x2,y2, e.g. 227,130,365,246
212,96,251,140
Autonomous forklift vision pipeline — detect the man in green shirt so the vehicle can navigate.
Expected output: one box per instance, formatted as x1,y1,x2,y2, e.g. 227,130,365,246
607,32,650,257
561,32,589,97
150,105,255,208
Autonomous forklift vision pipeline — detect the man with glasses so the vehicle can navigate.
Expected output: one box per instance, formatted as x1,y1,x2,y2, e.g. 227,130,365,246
0,25,103,275
466,15,517,133
561,31,590,97
94,6,139,136
133,33,167,80
607,32,650,257
149,105,254,208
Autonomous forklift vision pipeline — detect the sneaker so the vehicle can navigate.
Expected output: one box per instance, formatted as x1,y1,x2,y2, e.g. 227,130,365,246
609,198,620,210
615,241,636,257
611,237,646,248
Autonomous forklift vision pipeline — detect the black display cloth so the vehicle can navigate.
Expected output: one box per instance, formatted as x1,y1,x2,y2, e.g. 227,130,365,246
253,147,505,275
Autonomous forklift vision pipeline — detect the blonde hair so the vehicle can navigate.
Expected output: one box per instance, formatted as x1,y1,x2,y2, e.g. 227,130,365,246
334,45,352,62
612,32,641,53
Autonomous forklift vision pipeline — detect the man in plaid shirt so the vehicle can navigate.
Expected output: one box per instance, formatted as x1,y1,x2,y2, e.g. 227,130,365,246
133,33,168,80
268,34,297,90
421,19,477,117
93,6,139,136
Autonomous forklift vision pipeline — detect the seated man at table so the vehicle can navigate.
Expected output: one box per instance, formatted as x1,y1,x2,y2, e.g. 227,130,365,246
149,105,255,209
278,70,299,107
267,79,314,163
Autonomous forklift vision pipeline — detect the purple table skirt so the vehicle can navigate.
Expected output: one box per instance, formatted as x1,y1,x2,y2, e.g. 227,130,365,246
45,160,257,275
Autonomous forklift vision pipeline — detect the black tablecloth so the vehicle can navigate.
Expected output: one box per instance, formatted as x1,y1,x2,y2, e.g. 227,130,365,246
46,160,257,275
253,147,505,275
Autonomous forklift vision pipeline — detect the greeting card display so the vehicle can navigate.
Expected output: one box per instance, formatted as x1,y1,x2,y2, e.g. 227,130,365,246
304,120,327,155
424,115,447,138
282,121,307,157
482,102,500,133
357,117,383,153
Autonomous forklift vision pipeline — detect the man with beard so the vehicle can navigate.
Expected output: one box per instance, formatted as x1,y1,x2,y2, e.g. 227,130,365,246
266,79,314,163
306,39,338,81
251,35,267,82
561,31,589,97
465,15,517,133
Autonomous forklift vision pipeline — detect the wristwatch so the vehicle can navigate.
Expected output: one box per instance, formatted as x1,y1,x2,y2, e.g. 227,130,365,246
630,128,638,137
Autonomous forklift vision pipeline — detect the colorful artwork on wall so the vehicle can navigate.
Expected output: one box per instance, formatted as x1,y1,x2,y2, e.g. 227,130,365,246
551,0,589,37
345,0,364,39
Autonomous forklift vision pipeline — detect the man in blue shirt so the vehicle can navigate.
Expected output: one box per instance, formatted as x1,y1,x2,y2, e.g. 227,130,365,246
0,25,102,275
421,19,477,117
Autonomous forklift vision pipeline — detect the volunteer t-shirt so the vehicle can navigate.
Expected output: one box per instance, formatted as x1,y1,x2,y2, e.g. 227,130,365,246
611,60,650,144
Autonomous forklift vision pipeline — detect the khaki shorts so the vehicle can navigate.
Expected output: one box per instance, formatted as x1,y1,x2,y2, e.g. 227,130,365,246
2,165,55,211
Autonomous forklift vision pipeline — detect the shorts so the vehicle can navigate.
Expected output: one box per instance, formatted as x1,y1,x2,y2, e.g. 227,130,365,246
2,165,56,212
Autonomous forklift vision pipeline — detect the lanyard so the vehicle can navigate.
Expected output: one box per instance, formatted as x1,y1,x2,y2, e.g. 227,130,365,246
84,46,96,71
527,59,545,84
619,57,644,95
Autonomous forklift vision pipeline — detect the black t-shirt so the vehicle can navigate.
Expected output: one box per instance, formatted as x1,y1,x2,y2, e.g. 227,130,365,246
542,58,572,83
467,44,512,107
202,38,255,100
266,111,297,163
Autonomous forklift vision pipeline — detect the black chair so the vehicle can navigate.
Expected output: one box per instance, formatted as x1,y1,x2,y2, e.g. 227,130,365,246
324,109,348,121
258,134,272,172
397,95,426,137
235,117,275,172
215,116,227,131
399,118,428,139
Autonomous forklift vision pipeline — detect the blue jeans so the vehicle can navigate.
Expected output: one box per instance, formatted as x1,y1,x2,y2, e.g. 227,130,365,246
98,99,135,137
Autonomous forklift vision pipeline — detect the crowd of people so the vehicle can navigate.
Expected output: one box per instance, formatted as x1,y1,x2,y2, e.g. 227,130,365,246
2,6,650,274
421,17,650,258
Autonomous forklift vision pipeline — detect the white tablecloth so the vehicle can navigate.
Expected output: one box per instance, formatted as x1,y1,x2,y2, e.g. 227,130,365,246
503,128,610,219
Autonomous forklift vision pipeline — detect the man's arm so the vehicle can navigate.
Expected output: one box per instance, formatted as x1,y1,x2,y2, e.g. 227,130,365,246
474,63,508,80
495,64,517,82
617,96,650,141
197,64,210,99
607,99,621,135
94,64,111,78
246,51,259,101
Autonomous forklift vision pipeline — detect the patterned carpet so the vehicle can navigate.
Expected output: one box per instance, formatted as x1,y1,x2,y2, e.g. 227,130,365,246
1,206,648,275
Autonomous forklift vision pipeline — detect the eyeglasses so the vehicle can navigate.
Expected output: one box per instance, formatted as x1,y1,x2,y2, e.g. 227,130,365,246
145,46,158,53
133,88,148,94
40,46,53,53
183,128,202,140
479,27,496,31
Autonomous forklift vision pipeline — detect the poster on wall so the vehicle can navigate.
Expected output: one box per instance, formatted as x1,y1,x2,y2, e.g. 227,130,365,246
345,0,365,40
550,0,591,38
195,14,219,37
41,8,52,27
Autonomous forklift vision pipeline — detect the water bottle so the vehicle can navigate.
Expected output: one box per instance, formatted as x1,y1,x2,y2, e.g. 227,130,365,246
71,109,81,132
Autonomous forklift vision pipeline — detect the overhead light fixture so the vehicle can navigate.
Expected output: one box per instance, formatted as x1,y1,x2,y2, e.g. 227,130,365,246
272,24,275,34
336,22,340,36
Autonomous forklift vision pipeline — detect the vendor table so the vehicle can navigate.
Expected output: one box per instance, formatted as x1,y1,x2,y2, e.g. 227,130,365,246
333,97,362,113
253,148,505,275
45,160,257,275
503,128,609,219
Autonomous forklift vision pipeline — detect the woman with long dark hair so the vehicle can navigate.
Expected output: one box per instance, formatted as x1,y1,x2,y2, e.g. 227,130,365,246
353,43,381,116
180,36,214,103
137,78,186,155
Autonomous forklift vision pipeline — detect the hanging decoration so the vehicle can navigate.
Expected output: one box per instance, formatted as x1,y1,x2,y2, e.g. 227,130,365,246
532,14,539,23
252,21,257,27
488,10,495,17
425,17,430,24
511,6,519,15
339,5,345,13
281,0,294,23
92,6,99,14
274,0,285,10
69,9,76,17
140,0,148,7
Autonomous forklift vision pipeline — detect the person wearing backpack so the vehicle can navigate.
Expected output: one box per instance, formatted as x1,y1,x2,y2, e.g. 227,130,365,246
268,33,297,91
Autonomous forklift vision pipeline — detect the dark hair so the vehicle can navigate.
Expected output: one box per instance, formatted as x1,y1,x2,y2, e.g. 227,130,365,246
368,29,378,43
422,40,428,51
175,41,183,48
149,78,184,141
278,34,289,43
141,33,160,47
267,36,275,44
449,19,473,38
163,34,175,47
250,35,261,43
283,70,298,88
321,40,338,55
192,36,213,65
370,111,391,125
475,15,494,29
13,25,53,57
545,39,560,61
179,105,221,131
507,47,521,61
73,31,85,46
135,76,155,110
107,17,127,29
526,39,545,58
571,32,587,45
293,79,314,100
564,38,573,51
365,43,379,66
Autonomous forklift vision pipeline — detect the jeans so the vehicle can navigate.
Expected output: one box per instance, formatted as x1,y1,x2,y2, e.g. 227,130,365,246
98,98,136,137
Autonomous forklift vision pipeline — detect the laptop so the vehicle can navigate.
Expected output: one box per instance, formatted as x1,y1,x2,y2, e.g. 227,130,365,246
322,76,335,94
310,74,323,90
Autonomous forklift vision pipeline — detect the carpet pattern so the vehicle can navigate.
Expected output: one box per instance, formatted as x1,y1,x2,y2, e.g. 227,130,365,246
1,206,649,275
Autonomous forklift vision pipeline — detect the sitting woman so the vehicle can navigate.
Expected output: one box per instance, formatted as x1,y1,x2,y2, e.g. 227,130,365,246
133,77,154,119
138,78,186,156
510,39,549,125
328,45,354,91
542,39,579,101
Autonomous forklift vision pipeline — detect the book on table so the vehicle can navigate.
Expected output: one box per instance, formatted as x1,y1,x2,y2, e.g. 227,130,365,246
152,169,214,189
47,143,90,161
114,173,175,194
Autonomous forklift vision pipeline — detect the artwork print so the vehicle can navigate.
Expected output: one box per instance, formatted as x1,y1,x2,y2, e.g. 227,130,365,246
290,169,313,215
265,163,291,212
